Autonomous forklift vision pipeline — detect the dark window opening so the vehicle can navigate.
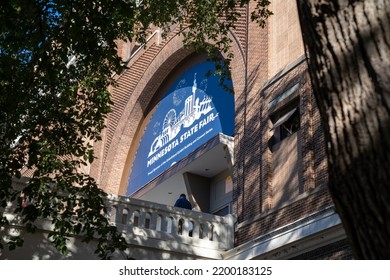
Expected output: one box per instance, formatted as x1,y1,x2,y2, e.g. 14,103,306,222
269,105,300,148
280,109,300,140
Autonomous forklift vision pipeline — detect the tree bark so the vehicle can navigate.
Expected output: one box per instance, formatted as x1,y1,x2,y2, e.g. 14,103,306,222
296,0,390,259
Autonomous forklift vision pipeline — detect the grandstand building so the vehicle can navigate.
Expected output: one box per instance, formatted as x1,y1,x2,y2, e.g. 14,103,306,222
2,0,352,259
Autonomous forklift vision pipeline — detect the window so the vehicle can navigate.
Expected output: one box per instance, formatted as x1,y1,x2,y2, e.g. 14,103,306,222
269,101,301,208
270,104,300,148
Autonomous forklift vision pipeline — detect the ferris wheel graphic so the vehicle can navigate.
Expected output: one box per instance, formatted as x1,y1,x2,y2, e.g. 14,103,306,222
163,109,177,130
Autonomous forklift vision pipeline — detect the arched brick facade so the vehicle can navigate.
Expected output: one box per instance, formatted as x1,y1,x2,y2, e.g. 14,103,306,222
92,29,246,195
88,1,349,259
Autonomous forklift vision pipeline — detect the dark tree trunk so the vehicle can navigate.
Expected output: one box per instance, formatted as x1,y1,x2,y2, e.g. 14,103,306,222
296,0,390,259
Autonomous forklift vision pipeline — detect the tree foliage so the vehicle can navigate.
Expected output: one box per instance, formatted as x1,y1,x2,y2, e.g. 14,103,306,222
3,0,388,261
0,0,271,258
0,0,136,259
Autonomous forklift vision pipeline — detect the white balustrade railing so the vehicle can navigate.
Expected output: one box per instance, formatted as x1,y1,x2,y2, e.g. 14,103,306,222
106,194,236,251
1,179,236,259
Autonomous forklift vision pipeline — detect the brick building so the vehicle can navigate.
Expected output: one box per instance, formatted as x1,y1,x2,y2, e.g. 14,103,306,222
2,0,353,260
84,1,353,259
82,0,351,259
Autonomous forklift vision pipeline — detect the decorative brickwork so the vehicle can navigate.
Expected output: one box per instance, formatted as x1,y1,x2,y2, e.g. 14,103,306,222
233,55,331,246
93,24,247,195
230,1,332,249
89,2,349,259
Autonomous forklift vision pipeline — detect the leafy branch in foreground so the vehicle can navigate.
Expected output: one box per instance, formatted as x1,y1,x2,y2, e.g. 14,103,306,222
0,0,271,258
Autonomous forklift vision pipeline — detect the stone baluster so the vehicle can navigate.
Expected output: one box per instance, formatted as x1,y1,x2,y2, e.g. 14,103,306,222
104,194,237,249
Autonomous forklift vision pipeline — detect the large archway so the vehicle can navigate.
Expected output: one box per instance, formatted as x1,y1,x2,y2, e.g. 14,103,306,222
126,57,236,213
93,28,246,210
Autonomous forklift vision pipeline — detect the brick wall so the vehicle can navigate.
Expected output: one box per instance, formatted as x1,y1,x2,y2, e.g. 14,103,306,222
268,0,304,78
233,56,331,245
291,239,354,260
94,32,195,194
93,16,248,195
232,0,332,247
89,2,346,258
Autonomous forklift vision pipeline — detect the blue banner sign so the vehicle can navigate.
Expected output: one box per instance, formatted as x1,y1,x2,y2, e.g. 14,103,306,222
127,61,234,196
